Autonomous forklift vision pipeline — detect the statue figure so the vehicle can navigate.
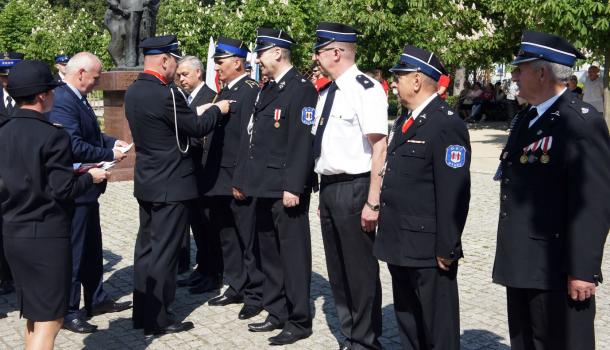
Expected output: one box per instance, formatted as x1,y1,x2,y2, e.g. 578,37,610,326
105,0,161,67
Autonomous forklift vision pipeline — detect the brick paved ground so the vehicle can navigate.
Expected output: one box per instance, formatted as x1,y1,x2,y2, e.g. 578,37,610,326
1,123,608,349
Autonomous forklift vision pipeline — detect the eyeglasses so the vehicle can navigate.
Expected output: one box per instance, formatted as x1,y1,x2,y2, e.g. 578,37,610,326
315,47,345,55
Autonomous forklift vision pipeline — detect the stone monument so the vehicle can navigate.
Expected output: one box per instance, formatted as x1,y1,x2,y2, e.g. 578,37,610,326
98,0,161,181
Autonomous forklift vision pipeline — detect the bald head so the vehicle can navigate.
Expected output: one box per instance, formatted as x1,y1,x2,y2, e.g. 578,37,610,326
144,53,179,82
64,52,103,95
65,52,102,76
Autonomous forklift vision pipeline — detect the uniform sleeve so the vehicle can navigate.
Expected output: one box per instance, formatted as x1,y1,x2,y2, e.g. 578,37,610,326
358,85,388,136
432,117,471,260
48,100,114,162
44,129,93,200
566,113,610,283
165,86,221,138
102,133,117,150
284,82,318,194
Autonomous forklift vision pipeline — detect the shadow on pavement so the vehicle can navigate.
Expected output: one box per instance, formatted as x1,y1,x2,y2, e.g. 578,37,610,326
461,329,511,349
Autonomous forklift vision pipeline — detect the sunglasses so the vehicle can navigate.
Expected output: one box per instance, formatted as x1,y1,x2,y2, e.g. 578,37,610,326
315,47,345,55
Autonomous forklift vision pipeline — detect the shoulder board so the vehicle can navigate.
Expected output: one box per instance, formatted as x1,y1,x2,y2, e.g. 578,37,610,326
244,80,259,89
566,97,596,120
356,74,374,89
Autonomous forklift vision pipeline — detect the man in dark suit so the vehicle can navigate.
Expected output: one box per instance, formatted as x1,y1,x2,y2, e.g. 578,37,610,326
374,45,471,350
125,35,231,335
0,52,24,296
203,37,263,321
233,28,318,346
493,31,610,350
48,52,132,334
174,55,221,292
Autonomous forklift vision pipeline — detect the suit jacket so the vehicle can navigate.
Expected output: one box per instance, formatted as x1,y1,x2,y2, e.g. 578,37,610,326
374,96,471,268
492,91,610,290
186,83,216,195
198,76,258,197
125,73,222,202
233,67,318,198
0,109,93,239
48,84,116,204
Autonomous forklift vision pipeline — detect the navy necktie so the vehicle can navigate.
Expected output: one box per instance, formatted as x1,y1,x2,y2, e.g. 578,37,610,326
6,96,14,116
312,82,338,159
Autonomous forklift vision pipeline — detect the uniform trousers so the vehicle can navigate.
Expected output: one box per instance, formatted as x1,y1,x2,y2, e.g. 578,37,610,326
319,176,382,350
388,264,460,350
256,195,312,335
226,196,263,305
188,197,223,280
67,202,109,321
506,287,595,350
133,200,188,331
0,214,12,284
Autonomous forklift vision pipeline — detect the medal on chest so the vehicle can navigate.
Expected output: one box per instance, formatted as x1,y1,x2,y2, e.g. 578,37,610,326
274,108,281,128
539,136,552,164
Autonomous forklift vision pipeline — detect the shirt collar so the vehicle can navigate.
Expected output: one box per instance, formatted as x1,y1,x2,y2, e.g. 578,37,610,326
189,81,205,100
334,64,359,91
227,73,248,89
65,82,84,100
532,87,567,117
273,66,293,84
410,93,438,120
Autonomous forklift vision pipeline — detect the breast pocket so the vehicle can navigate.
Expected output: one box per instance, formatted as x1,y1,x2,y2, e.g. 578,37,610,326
397,143,428,175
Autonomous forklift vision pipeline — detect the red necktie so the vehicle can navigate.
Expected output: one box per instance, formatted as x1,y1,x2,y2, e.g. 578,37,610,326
401,115,414,134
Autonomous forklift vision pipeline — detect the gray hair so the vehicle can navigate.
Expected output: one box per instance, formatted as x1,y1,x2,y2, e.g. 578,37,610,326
178,55,204,72
65,52,102,75
532,60,572,83
279,48,292,62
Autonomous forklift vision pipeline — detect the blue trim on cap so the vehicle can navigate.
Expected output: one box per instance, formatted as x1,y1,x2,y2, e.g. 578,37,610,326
254,36,292,52
216,43,248,58
518,42,576,67
316,30,357,43
143,43,179,55
0,59,21,68
399,54,441,81
55,55,69,63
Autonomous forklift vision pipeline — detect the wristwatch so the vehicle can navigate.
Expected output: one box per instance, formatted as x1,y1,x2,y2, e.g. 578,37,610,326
365,201,380,211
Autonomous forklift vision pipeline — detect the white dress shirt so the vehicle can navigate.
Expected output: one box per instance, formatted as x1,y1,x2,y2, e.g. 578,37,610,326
529,88,566,128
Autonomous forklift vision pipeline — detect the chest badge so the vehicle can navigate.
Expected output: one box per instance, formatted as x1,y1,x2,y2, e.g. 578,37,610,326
274,108,282,128
445,145,467,168
581,107,589,114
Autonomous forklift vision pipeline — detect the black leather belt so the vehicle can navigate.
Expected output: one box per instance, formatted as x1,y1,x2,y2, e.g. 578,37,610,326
320,172,370,185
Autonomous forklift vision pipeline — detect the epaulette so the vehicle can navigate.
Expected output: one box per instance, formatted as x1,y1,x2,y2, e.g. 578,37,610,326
356,74,374,89
566,97,596,120
244,80,259,89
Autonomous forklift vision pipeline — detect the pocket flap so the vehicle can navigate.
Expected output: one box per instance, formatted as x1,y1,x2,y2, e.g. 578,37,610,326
401,144,427,158
267,155,286,169
400,215,436,233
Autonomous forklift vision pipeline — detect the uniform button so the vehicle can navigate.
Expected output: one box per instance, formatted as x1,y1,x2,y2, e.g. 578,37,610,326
419,225,425,231
503,178,510,184
391,151,395,156
593,274,600,281
202,149,207,153
554,233,559,238
500,212,507,218
411,149,415,154
386,167,391,172
450,251,455,258
501,194,507,201
507,161,513,167
249,156,254,160
381,202,386,207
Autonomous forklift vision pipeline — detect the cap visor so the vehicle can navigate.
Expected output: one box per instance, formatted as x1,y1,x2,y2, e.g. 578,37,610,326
170,52,182,59
389,63,418,73
511,56,539,65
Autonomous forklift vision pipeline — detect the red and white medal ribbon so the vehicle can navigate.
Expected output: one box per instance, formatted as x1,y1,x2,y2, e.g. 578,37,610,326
541,136,552,153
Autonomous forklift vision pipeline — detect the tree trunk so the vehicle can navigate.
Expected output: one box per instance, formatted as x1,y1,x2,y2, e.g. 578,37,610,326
604,46,610,129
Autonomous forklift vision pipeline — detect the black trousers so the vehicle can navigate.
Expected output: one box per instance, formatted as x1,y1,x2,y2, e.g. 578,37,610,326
257,195,312,335
228,197,263,305
66,202,109,321
506,287,595,350
388,264,460,350
133,200,188,331
188,197,223,279
319,177,382,350
0,213,12,283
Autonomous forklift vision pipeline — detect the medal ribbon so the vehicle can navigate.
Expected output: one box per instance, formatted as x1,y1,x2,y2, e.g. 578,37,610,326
274,109,281,123
541,136,552,153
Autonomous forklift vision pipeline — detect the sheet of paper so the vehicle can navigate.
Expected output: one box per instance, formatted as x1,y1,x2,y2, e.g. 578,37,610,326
116,143,134,154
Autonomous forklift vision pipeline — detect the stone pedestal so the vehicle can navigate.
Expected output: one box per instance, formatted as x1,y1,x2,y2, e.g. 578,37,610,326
96,70,141,181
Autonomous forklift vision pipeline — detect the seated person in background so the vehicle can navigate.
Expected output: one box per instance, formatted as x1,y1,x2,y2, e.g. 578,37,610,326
457,81,473,119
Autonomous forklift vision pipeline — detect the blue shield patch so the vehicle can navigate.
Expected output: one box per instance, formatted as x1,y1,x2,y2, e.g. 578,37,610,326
301,107,316,125
445,145,466,168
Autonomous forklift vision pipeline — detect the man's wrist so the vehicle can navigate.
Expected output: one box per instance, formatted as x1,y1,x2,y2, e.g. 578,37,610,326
365,201,380,211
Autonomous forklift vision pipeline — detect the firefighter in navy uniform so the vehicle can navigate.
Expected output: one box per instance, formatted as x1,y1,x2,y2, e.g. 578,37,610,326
0,51,23,297
202,37,265,322
374,45,471,350
492,31,610,350
125,35,232,336
232,28,318,346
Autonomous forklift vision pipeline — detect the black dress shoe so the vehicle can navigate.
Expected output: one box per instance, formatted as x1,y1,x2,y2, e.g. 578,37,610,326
144,321,194,336
248,320,283,332
91,300,132,316
0,312,7,319
268,329,312,345
339,340,352,350
238,305,263,320
63,318,98,334
177,271,203,287
0,281,14,295
208,293,243,306
189,278,222,294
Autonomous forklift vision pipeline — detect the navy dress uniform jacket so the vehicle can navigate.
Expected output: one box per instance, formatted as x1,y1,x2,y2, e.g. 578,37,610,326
48,84,116,204
374,96,471,267
125,73,222,202
200,76,259,196
233,67,318,198
493,92,610,290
